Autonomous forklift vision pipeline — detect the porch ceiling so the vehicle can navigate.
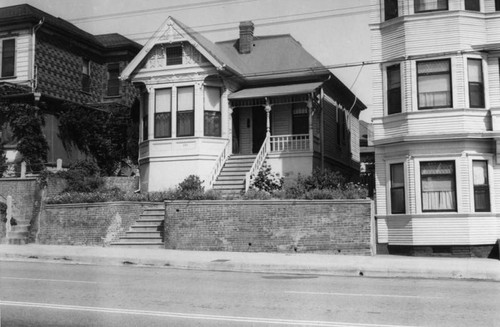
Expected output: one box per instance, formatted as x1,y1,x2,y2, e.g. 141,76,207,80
228,82,323,100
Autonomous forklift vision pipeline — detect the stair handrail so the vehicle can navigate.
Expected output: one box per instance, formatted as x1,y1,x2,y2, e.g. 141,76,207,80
206,140,231,189
245,134,270,192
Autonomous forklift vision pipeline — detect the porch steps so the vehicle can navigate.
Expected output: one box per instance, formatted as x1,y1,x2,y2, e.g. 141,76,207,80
212,155,256,197
110,206,165,248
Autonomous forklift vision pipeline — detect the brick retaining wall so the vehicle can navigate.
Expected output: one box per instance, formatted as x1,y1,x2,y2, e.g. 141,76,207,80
0,178,39,223
165,200,374,255
38,202,155,246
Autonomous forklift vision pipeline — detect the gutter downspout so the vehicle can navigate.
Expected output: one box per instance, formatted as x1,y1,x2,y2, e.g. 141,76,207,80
31,18,45,92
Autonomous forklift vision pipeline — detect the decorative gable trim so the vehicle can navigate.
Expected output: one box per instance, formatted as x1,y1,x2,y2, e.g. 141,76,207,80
121,17,224,81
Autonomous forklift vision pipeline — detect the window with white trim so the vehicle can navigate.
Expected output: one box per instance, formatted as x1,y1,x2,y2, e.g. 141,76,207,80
390,163,406,214
142,92,149,141
420,161,456,212
155,88,172,138
1,39,15,78
177,86,194,137
414,0,448,13
467,59,484,108
473,160,490,212
417,59,452,109
387,64,402,115
496,0,500,11
204,86,221,137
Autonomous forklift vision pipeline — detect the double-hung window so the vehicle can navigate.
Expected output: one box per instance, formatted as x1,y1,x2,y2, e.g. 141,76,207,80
467,59,484,108
473,160,490,212
204,86,221,137
154,88,172,138
177,86,194,137
496,0,500,11
387,64,401,114
1,39,15,78
420,161,456,212
385,0,398,20
390,163,405,214
417,59,452,109
414,0,448,12
107,63,120,96
464,0,480,11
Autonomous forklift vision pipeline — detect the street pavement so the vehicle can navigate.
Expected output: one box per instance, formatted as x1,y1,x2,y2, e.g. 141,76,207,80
0,244,499,281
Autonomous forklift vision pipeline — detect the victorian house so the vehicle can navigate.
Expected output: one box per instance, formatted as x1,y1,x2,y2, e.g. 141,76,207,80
371,0,500,257
121,17,366,194
0,4,140,170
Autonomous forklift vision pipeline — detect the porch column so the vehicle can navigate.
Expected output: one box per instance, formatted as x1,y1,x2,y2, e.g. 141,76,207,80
264,97,272,151
307,94,314,151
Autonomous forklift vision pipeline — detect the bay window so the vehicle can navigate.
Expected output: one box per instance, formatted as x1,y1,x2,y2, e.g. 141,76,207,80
420,161,456,212
390,163,405,214
467,59,484,108
473,160,490,212
1,39,15,77
417,59,452,109
387,64,401,115
204,86,221,137
177,86,194,137
154,88,172,138
414,0,448,12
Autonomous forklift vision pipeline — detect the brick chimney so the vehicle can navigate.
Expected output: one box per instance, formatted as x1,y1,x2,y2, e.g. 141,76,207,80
238,21,254,54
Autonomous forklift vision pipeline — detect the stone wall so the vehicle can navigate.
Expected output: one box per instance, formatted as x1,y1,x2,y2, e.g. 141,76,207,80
38,202,155,246
165,200,374,255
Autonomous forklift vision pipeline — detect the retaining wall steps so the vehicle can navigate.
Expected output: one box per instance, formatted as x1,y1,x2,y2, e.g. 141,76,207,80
110,206,164,248
2,223,30,245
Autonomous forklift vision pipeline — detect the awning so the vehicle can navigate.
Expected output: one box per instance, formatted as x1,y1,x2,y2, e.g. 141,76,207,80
228,82,323,100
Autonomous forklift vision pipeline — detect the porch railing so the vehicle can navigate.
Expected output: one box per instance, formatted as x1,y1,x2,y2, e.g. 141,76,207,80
270,134,310,152
206,140,231,189
245,133,270,192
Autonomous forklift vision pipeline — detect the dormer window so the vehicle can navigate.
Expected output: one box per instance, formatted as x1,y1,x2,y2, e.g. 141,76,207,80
166,45,183,65
414,0,448,13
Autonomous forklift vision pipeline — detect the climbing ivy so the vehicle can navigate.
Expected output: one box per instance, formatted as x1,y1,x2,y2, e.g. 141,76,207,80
0,102,48,173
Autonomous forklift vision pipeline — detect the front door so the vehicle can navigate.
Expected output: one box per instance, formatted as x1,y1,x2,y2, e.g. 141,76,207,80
252,106,267,153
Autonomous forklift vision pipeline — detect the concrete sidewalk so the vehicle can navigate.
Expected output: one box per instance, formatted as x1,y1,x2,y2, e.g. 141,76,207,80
0,244,499,281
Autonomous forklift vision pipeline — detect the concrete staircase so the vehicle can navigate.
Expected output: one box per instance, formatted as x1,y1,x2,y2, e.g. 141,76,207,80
212,155,256,197
110,205,164,248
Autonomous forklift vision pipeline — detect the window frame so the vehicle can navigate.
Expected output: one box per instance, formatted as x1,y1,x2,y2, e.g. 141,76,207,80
154,88,172,139
176,86,195,137
414,0,448,13
419,160,457,213
203,86,222,137
291,102,309,135
387,64,402,115
81,58,91,93
416,59,453,110
472,160,491,212
390,163,406,214
384,0,399,20
464,0,480,11
1,38,15,78
467,58,484,108
142,92,149,141
166,44,183,66
106,63,120,97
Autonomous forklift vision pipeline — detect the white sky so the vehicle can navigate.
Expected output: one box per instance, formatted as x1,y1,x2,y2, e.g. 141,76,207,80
3,0,374,121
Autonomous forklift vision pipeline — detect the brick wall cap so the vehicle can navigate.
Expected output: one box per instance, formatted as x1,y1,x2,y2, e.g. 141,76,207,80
165,199,372,205
44,201,160,209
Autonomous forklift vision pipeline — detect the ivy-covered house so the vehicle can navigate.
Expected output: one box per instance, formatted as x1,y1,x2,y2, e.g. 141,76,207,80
121,17,366,194
0,4,141,174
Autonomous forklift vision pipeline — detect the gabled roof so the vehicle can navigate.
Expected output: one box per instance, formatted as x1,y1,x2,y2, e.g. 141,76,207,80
121,16,329,83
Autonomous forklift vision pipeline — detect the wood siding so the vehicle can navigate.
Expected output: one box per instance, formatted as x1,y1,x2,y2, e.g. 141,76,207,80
0,31,31,84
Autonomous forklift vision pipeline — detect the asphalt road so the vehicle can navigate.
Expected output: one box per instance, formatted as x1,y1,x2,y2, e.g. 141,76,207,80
0,261,499,327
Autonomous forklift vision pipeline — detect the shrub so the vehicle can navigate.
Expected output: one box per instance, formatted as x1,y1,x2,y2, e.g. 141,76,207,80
251,162,283,192
56,160,104,193
242,188,272,200
178,175,204,192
